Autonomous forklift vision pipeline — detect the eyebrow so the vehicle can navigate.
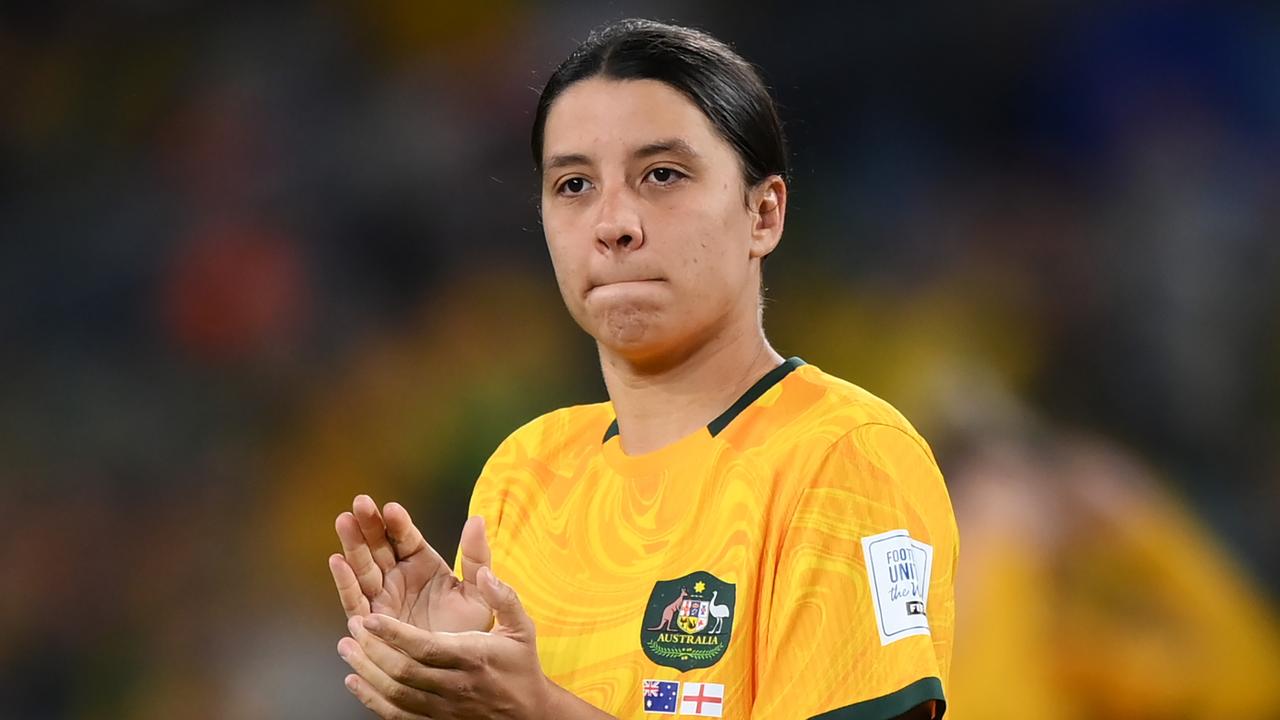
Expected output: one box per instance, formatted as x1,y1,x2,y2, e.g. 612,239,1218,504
544,153,591,172
543,138,702,173
635,138,701,161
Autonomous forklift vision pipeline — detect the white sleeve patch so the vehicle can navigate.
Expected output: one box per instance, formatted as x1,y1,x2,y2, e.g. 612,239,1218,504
861,529,933,645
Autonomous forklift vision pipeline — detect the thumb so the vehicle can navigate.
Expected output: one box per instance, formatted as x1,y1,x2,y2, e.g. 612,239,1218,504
478,566,534,640
459,515,492,585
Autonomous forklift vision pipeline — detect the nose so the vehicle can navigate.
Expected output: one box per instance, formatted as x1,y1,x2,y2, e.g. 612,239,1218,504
593,187,644,253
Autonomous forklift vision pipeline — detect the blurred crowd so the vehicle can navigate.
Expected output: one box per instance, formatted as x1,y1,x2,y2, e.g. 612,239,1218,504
1,2,1278,718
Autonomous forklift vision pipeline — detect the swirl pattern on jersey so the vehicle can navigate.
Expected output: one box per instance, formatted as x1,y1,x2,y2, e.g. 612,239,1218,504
460,362,957,719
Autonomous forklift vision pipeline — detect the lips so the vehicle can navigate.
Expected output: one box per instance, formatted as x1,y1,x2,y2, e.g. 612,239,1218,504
587,277,664,292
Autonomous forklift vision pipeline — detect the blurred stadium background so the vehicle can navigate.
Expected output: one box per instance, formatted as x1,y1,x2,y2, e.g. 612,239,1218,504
2,1,1279,718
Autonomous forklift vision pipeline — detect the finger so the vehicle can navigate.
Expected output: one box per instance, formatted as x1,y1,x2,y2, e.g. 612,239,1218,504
340,626,444,717
477,567,534,640
351,617,465,696
353,495,397,573
337,511,383,598
362,614,478,670
458,516,492,586
343,672,433,720
329,553,371,618
383,502,446,567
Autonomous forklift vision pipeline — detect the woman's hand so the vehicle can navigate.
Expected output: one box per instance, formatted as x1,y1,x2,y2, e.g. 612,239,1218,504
339,566,556,719
329,495,493,633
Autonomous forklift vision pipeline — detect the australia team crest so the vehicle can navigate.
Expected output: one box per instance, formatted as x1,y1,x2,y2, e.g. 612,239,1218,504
641,571,736,671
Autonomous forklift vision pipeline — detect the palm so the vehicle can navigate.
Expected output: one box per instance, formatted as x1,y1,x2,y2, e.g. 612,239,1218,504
331,497,494,634
374,552,492,632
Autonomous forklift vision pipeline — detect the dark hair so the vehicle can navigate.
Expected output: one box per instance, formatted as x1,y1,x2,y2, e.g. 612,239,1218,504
531,19,789,190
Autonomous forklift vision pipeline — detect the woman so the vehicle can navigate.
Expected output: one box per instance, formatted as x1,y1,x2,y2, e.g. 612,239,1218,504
330,18,956,720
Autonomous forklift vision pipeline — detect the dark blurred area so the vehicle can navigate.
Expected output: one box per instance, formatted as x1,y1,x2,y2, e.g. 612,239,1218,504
1,2,1278,718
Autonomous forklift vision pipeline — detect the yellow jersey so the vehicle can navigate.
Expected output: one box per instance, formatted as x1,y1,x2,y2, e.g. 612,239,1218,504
459,358,958,719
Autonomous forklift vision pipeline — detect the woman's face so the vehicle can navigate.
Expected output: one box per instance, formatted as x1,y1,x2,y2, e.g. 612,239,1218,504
539,78,784,368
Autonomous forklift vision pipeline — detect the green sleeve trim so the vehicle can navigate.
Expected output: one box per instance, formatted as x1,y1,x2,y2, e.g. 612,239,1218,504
808,677,945,720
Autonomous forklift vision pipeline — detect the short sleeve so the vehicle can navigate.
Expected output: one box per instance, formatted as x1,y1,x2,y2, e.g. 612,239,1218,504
451,438,515,577
752,423,958,720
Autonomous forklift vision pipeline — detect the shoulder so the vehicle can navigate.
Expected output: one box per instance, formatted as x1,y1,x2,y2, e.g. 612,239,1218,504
782,362,936,464
480,401,614,473
770,364,950,526
469,402,612,523
783,364,957,551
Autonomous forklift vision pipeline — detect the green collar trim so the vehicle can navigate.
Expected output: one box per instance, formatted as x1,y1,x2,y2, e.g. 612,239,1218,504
601,357,805,443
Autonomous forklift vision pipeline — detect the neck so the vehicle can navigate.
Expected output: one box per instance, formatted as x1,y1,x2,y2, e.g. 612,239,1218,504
598,318,784,456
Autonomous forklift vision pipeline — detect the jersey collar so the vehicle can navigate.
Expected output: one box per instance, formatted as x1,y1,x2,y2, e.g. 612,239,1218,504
601,356,806,444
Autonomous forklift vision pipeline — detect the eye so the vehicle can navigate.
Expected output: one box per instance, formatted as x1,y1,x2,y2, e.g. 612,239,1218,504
646,167,687,185
556,177,593,196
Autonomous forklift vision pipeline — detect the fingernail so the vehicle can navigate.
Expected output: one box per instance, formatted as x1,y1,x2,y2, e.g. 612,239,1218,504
337,640,350,660
344,674,358,691
363,615,382,632
347,616,362,635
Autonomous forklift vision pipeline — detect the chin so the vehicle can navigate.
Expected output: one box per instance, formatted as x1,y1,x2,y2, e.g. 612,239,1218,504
599,303,665,347
575,303,662,355
592,311,710,372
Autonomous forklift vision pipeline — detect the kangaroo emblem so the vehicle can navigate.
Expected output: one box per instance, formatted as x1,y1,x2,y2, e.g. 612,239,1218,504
642,572,737,671
646,587,688,631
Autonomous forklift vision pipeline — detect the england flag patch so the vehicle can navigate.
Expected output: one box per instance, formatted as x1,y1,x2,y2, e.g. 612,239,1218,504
862,529,933,645
679,682,724,717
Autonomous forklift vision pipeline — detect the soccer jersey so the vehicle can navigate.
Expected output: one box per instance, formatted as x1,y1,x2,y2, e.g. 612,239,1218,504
458,358,958,719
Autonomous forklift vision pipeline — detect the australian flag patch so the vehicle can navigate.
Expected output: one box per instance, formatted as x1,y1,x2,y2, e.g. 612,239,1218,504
642,679,680,714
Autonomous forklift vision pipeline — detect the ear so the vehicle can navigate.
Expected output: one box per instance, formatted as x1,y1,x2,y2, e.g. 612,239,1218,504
748,175,787,259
